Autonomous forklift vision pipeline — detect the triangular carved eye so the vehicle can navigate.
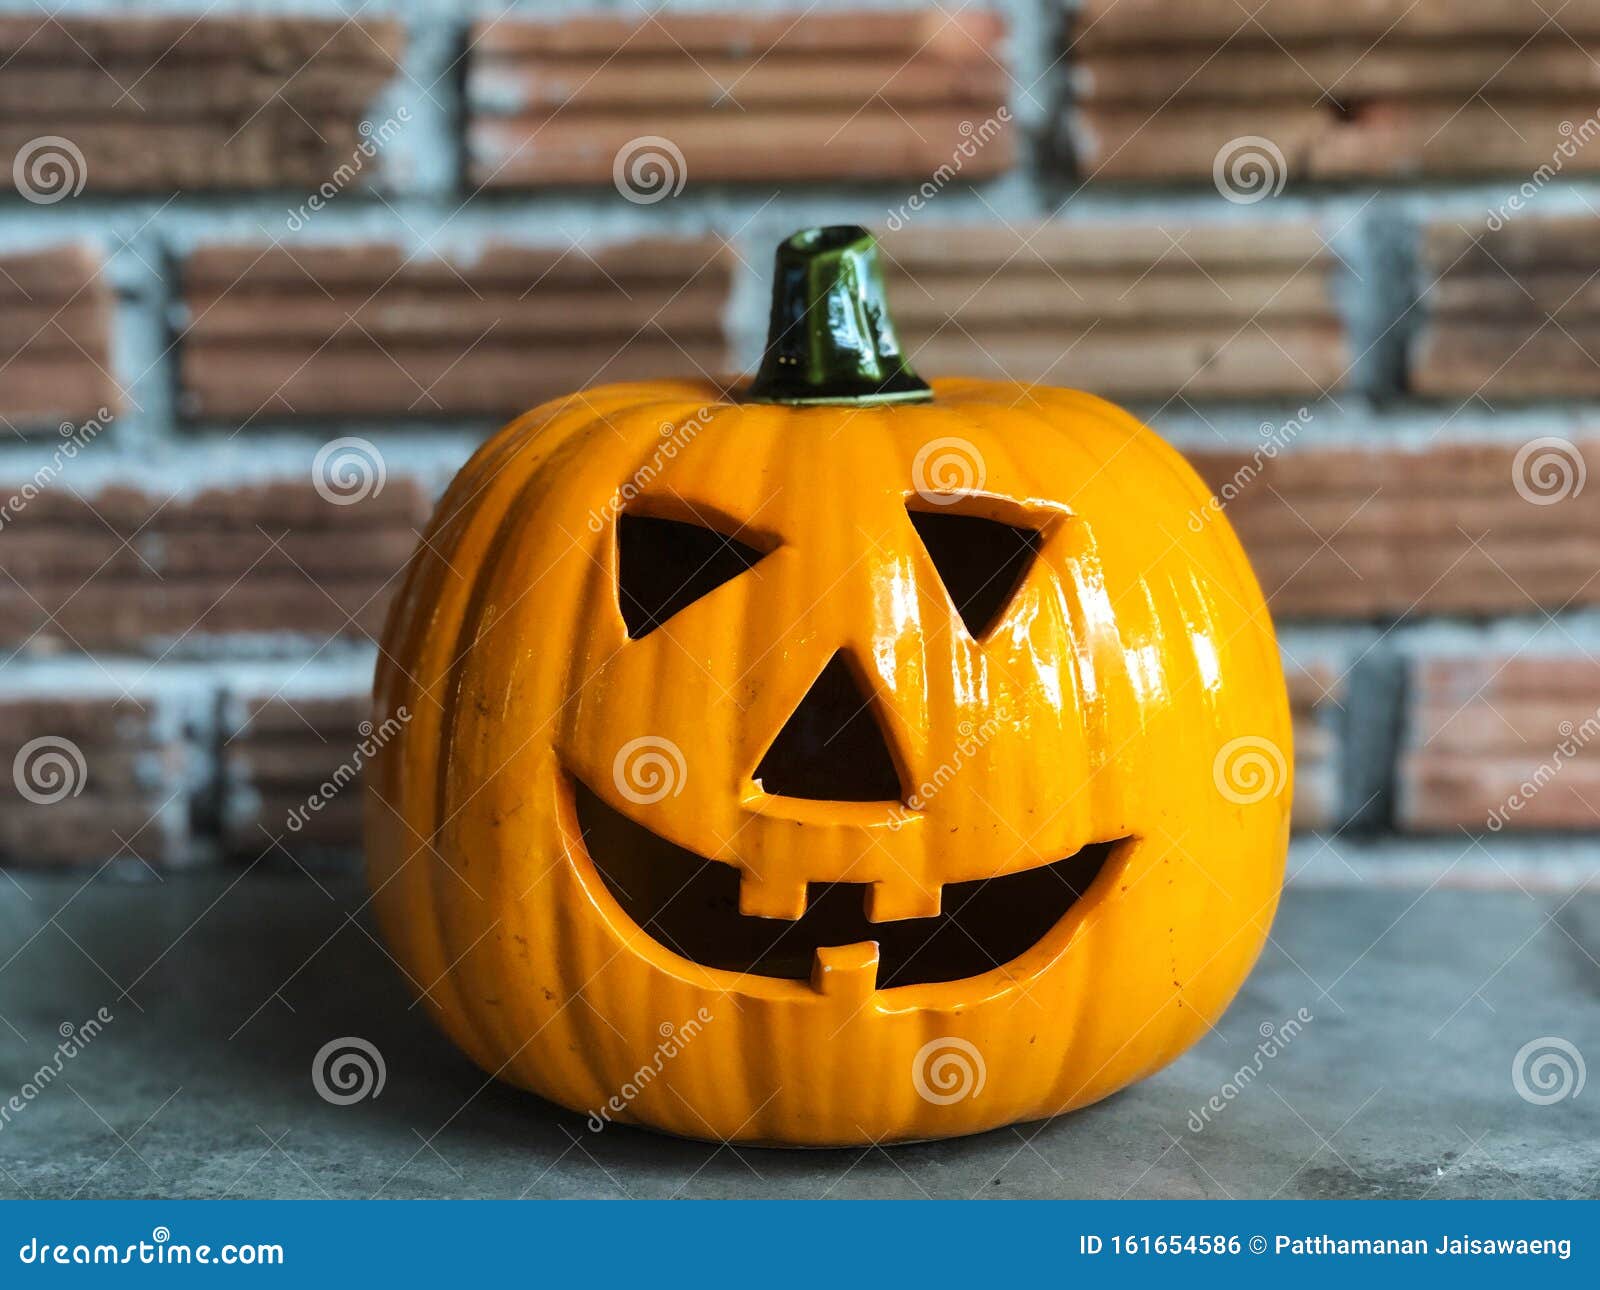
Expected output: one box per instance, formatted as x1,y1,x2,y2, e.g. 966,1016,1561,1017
754,652,903,803
618,514,767,639
908,508,1042,639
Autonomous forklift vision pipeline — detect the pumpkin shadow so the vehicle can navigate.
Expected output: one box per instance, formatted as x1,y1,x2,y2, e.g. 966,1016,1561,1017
167,873,743,1181
123,871,1139,1195
187,874,579,1135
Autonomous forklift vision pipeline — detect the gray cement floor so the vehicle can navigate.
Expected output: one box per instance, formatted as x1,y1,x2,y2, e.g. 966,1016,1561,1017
0,870,1594,1199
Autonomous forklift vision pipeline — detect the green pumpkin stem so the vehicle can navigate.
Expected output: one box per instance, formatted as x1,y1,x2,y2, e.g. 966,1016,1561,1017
748,226,933,406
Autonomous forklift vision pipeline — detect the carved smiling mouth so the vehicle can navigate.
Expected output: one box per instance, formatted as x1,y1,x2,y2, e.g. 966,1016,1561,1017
572,779,1132,991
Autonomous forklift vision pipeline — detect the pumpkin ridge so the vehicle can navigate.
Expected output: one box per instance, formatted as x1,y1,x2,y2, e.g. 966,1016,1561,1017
368,418,545,1054
412,398,634,1062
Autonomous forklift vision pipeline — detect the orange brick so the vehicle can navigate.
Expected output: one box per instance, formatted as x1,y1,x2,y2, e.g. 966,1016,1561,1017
1287,658,1342,832
1416,216,1600,398
1400,652,1600,831
0,16,402,192
879,221,1345,399
221,690,373,858
468,9,1015,188
1187,438,1600,619
0,692,192,866
0,478,431,650
1070,0,1600,181
179,239,733,420
0,244,118,429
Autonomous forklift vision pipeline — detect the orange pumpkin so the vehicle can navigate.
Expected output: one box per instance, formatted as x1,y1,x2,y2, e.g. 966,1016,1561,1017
367,226,1291,1146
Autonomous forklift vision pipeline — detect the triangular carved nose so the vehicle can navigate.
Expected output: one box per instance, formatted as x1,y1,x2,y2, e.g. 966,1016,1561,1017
753,652,903,803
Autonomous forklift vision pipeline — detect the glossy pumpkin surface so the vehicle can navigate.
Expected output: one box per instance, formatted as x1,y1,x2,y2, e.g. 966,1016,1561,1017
366,230,1291,1146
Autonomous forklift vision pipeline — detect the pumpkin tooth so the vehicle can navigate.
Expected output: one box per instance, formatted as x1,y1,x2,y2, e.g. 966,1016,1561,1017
736,874,808,920
809,942,880,1000
864,880,942,923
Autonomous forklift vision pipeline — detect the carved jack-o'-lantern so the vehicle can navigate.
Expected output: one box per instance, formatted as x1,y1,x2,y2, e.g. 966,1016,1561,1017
367,227,1291,1146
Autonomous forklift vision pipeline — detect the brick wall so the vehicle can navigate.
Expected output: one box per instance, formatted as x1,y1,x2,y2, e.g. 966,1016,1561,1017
2,0,1598,887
